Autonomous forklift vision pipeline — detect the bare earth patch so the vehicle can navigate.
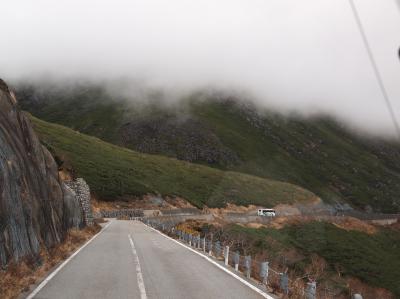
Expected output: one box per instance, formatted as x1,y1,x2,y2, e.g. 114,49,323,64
207,203,258,218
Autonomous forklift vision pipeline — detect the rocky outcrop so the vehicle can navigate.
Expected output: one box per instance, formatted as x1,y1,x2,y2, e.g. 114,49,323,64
120,115,239,166
0,79,83,267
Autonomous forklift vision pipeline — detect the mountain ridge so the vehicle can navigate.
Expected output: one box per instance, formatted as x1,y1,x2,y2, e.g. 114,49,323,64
16,83,400,212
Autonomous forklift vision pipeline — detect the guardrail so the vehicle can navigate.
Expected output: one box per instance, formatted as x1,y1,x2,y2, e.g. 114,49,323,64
94,209,144,218
159,208,203,216
143,218,326,299
298,209,400,221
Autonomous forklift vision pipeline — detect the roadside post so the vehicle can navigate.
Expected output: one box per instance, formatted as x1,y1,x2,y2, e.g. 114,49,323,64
224,246,229,266
233,252,240,271
260,262,269,284
245,256,251,278
215,241,221,258
305,281,317,299
280,273,289,295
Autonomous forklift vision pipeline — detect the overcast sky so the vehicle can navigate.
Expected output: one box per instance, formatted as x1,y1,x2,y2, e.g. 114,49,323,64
1,0,400,136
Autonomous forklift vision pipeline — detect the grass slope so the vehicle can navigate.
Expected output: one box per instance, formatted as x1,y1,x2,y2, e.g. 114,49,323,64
226,222,400,297
17,84,400,212
30,115,316,208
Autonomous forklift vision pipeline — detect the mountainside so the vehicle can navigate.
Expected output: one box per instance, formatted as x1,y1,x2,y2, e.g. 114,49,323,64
16,83,400,213
29,115,317,208
0,80,83,268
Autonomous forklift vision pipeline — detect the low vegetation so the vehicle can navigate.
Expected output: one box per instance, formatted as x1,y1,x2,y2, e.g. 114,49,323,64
214,222,400,297
30,115,316,208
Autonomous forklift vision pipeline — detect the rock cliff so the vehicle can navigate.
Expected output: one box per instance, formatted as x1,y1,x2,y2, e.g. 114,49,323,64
0,79,83,267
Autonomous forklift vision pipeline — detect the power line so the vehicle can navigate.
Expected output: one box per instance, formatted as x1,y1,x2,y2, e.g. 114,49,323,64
348,0,400,138
396,0,400,13
395,0,400,68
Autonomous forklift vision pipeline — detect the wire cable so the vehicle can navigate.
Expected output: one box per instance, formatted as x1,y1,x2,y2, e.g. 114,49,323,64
396,0,400,13
348,0,400,138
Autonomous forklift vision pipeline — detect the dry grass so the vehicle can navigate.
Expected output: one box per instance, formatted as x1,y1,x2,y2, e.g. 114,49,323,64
264,215,377,234
91,195,195,213
0,225,101,299
176,220,202,236
163,196,195,209
347,277,395,299
331,217,377,234
208,203,259,217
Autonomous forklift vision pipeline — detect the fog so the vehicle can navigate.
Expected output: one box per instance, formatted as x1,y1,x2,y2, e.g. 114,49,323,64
1,0,400,136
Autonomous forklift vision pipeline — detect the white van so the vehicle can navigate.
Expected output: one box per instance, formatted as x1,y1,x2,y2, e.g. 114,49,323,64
257,209,276,217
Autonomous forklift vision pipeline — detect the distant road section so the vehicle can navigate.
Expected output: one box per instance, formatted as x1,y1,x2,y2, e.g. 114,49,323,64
30,220,265,299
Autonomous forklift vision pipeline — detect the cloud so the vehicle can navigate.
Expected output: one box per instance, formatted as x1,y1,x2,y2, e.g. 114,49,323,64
1,0,400,136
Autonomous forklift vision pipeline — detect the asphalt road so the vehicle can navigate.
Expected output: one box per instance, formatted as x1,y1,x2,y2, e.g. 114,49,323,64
31,220,266,299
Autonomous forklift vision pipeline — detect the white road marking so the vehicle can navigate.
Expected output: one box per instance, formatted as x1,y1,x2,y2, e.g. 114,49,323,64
128,234,148,299
145,223,275,299
27,220,113,299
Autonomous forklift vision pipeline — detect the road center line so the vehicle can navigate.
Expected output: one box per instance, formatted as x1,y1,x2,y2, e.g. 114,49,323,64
128,234,148,299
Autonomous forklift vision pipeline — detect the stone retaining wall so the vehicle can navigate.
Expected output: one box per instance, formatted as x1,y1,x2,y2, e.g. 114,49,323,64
65,178,94,226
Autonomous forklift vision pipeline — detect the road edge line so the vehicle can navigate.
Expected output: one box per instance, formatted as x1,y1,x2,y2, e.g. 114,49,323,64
144,223,275,299
128,234,148,299
26,220,113,299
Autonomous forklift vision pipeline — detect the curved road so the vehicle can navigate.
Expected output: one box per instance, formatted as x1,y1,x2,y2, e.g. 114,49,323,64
30,220,266,299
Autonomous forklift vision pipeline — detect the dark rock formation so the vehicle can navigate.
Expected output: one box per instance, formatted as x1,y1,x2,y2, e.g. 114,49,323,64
0,79,83,267
120,115,239,166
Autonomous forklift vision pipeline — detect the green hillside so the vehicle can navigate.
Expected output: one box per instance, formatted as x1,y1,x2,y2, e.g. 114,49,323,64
18,83,400,212
29,115,316,207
